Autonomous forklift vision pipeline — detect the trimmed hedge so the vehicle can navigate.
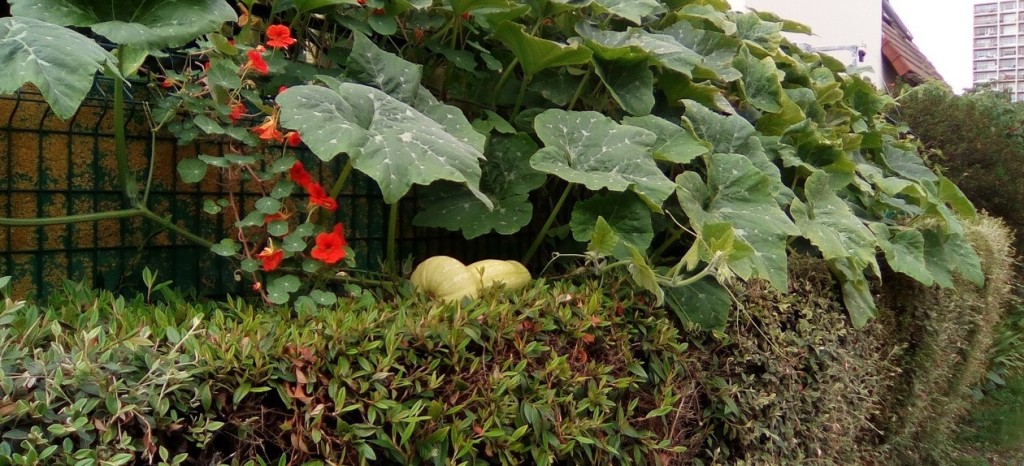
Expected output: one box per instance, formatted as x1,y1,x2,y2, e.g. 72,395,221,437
0,216,1016,465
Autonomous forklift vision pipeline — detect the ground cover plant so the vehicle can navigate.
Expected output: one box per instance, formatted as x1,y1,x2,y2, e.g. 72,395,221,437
0,0,987,332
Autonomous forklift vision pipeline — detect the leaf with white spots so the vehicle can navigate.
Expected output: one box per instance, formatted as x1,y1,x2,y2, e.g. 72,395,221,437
278,83,489,205
531,109,674,206
347,33,422,103
10,0,236,49
675,153,798,290
414,133,543,238
0,17,118,120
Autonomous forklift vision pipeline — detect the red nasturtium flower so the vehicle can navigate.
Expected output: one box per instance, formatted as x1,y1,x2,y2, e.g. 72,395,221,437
229,102,247,123
285,131,302,147
266,24,296,49
290,161,313,189
257,244,285,271
307,182,338,212
243,47,269,74
311,224,347,264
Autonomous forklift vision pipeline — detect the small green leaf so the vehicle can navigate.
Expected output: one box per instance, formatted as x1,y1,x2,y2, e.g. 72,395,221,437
268,220,290,237
871,224,933,286
621,115,709,164
627,244,663,305
255,197,283,215
176,158,208,183
665,276,732,332
309,290,337,305
240,258,260,273
210,239,239,257
594,60,655,116
587,216,620,256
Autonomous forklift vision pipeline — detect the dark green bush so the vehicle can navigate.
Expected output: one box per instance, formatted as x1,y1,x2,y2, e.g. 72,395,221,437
896,82,1024,249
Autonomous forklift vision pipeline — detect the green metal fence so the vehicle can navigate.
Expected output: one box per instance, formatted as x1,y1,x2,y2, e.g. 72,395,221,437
1,80,534,299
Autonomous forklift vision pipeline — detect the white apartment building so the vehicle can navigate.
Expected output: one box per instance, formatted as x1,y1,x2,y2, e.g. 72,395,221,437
973,1,1024,99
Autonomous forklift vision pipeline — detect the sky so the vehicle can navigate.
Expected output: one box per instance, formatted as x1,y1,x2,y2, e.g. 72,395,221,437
728,0,975,93
887,0,974,93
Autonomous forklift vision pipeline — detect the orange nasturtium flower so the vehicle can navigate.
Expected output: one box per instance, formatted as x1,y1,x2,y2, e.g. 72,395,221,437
257,243,285,271
243,46,269,74
307,182,338,212
253,115,284,142
285,131,302,147
311,224,347,264
266,25,296,49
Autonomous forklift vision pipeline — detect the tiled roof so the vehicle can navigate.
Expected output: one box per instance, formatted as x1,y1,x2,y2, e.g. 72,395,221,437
881,6,944,85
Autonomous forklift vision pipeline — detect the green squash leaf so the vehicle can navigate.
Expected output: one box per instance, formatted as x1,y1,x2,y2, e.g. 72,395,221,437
592,0,665,25
830,258,876,329
790,172,878,274
347,33,422,103
493,21,593,76
594,60,655,116
532,109,673,205
575,24,702,77
732,45,783,113
879,143,938,183
663,20,742,82
664,276,731,332
10,0,237,49
937,175,978,221
570,192,654,259
622,115,709,164
278,84,489,205
0,17,118,120
922,228,984,288
675,153,798,289
413,133,542,238
871,223,933,286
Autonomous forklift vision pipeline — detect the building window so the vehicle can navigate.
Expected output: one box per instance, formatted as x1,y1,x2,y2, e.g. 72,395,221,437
976,2,998,13
975,71,998,82
1002,12,1016,22
976,60,997,70
1000,59,1016,68
1001,71,1016,80
1001,47,1017,57
977,49,998,59
977,38,998,47
1001,1,1016,10
977,14,998,24
977,26,998,36
1002,24,1018,35
1001,35,1018,46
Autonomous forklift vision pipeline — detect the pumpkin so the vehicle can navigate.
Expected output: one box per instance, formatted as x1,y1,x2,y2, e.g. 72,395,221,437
410,256,532,302
467,259,531,291
409,256,479,302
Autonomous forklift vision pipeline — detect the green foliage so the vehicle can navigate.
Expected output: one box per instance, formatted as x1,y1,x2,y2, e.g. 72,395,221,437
0,280,692,465
0,0,987,322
